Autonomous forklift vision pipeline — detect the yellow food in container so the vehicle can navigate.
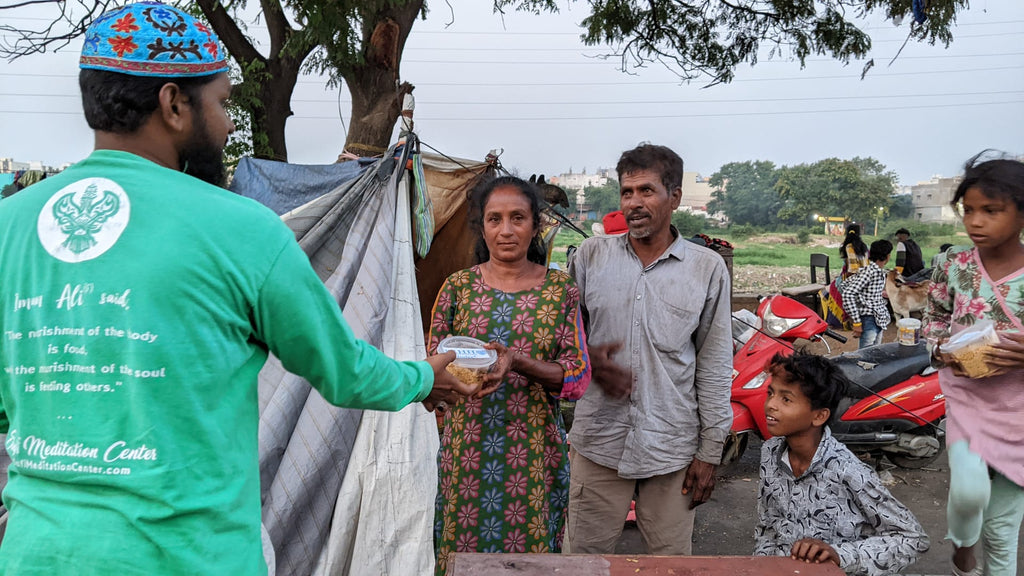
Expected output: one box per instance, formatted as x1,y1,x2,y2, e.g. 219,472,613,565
437,336,498,395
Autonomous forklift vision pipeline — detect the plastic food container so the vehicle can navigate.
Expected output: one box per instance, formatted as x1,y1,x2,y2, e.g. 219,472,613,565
436,336,498,392
939,320,1001,378
897,318,922,346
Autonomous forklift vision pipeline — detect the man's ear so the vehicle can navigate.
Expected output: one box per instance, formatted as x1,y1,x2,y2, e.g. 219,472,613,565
157,82,190,133
811,407,831,427
670,185,682,209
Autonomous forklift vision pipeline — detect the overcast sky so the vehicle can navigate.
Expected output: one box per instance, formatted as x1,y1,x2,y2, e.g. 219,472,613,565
1,0,1022,185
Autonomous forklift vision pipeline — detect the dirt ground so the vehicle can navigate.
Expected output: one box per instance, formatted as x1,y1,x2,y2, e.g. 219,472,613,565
611,321,1024,574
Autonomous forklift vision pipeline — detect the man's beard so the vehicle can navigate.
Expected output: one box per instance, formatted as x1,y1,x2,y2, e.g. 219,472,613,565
179,114,226,187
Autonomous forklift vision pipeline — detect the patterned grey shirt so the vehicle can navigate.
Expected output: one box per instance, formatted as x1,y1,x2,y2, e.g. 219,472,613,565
754,429,929,576
567,231,733,478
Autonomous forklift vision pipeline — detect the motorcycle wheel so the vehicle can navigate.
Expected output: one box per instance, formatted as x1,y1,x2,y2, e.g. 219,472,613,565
888,423,946,469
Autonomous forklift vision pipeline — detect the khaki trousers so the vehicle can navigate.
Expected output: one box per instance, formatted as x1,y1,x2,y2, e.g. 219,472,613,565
563,446,695,555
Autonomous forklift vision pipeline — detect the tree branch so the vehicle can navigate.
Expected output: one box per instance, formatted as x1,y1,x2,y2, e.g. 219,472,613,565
259,0,291,57
195,0,263,66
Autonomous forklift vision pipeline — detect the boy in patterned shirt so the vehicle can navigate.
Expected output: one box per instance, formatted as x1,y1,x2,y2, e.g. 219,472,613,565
841,239,894,348
753,352,929,576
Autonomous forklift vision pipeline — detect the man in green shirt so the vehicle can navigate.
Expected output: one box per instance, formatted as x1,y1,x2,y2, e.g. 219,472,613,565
0,3,471,574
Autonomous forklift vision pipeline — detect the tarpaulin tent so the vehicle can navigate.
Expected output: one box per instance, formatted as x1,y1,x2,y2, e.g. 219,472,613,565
233,139,495,576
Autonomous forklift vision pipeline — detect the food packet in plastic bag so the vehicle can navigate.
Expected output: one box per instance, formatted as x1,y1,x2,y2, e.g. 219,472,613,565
939,319,1001,378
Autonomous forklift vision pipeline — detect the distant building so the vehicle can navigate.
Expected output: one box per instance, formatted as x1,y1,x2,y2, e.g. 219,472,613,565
680,171,713,212
551,168,611,221
0,158,66,174
911,176,960,224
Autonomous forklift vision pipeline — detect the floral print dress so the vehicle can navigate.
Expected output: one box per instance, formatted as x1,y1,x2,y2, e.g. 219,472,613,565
428,265,590,575
923,246,1024,487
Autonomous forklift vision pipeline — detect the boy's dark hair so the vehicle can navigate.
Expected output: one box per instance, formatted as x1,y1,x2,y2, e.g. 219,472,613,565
939,243,953,253
869,239,893,262
466,175,547,266
616,143,683,193
80,68,219,134
951,151,1024,214
768,351,848,418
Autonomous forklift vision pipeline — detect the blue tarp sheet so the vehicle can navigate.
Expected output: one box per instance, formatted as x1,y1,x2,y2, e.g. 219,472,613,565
230,157,373,215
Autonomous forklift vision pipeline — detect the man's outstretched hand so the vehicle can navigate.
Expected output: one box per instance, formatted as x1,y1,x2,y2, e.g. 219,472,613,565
423,351,477,413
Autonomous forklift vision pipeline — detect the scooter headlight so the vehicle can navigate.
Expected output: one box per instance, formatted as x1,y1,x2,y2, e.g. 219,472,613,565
742,371,769,390
761,301,806,337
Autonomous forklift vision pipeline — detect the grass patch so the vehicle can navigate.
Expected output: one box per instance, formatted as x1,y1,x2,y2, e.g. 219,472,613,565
547,226,968,271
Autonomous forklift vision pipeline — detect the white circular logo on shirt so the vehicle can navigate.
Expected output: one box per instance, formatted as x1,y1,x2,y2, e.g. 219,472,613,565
37,178,131,263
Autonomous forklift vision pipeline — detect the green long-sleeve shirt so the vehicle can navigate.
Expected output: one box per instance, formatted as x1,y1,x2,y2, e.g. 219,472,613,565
0,150,432,575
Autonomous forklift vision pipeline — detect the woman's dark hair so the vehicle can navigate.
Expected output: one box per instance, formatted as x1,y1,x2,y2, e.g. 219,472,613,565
79,68,219,134
467,175,547,265
839,222,867,258
951,151,1024,214
767,351,849,420
616,143,683,193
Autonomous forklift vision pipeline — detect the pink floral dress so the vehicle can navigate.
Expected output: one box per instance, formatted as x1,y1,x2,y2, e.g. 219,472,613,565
428,265,590,574
923,246,1024,486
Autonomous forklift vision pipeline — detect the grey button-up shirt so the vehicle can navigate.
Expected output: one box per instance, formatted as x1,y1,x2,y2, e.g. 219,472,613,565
567,231,733,478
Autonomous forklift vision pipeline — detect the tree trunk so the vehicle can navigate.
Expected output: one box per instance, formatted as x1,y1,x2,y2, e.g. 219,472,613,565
250,56,302,161
341,1,423,157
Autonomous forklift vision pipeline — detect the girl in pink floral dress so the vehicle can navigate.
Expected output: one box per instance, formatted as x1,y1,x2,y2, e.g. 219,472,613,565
429,176,590,575
924,154,1024,576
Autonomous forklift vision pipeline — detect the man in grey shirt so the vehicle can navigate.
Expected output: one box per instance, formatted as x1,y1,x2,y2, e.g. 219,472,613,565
564,144,733,555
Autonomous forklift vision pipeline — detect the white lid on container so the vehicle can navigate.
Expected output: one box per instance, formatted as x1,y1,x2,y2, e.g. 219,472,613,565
437,336,498,369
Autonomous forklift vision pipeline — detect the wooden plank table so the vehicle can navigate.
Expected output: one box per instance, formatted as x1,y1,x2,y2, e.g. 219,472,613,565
448,554,844,575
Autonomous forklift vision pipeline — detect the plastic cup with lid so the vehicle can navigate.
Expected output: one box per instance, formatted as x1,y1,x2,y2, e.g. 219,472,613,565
437,336,499,393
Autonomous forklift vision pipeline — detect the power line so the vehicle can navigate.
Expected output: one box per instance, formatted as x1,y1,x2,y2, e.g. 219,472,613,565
405,30,1024,49
397,52,1024,65
290,99,1024,120
10,97,1009,119
3,63,1023,86
4,90,1023,107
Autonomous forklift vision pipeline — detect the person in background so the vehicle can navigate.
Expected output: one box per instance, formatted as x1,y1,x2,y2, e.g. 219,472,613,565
0,4,472,574
754,352,929,576
924,153,1024,576
893,227,926,281
931,242,954,269
429,175,590,574
564,143,732,555
841,239,893,348
839,223,869,278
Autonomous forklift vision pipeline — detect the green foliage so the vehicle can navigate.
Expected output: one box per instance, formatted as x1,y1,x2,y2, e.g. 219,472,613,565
730,224,758,240
775,156,897,225
223,59,273,164
796,229,811,244
889,194,914,219
583,179,621,217
671,210,707,237
494,0,966,83
707,160,780,226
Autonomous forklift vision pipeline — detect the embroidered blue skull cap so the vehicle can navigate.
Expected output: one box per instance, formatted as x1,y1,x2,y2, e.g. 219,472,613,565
80,2,228,77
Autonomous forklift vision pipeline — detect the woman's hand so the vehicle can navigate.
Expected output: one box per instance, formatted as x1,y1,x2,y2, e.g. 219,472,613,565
479,342,516,398
985,332,1024,376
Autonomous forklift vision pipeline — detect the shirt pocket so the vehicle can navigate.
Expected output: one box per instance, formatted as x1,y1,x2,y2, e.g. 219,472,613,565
646,292,701,354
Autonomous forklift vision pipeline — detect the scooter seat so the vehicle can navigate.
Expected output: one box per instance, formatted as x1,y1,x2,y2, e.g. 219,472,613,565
832,342,931,399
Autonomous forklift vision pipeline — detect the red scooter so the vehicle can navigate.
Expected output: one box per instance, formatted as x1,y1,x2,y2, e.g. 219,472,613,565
724,294,946,469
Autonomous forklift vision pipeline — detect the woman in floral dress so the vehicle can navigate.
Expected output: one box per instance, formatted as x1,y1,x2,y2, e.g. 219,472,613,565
429,176,590,574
